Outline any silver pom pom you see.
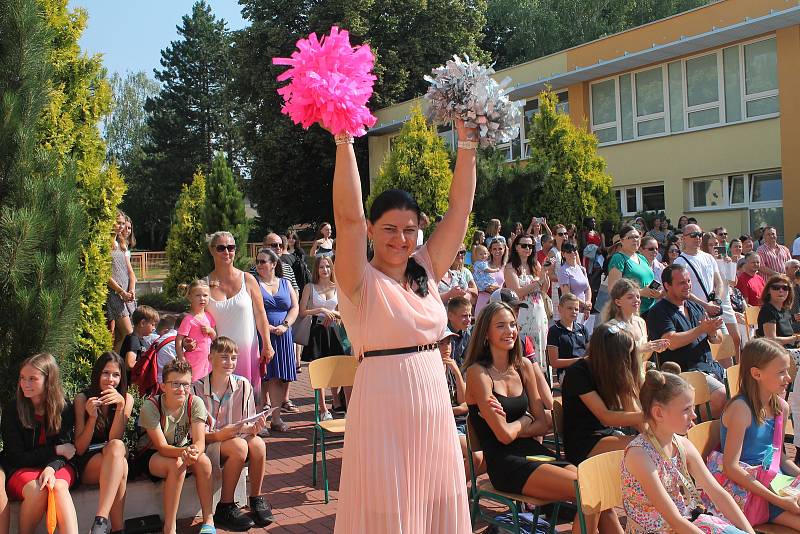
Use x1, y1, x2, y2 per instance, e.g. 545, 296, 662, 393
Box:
424, 55, 523, 148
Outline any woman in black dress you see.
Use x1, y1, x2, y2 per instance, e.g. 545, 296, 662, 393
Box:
464, 302, 622, 534
756, 274, 800, 352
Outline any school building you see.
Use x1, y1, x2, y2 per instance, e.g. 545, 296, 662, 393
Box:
366, 0, 800, 240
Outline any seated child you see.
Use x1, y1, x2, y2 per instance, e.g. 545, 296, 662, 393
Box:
121, 305, 159, 371
623, 370, 753, 533
177, 280, 217, 382
135, 359, 214, 534
74, 352, 134, 534
192, 337, 274, 530
547, 293, 588, 382
152, 315, 178, 384
1, 353, 77, 534
472, 245, 500, 292
715, 338, 800, 530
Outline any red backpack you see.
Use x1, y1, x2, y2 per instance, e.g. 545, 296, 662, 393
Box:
131, 335, 176, 396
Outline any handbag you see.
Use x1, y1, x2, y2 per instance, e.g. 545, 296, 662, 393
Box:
730, 288, 746, 314
705, 412, 785, 525
292, 287, 313, 346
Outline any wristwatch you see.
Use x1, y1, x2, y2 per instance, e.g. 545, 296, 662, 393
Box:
281, 320, 289, 327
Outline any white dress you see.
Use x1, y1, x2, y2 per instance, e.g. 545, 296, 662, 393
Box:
207, 273, 261, 395
516, 273, 549, 362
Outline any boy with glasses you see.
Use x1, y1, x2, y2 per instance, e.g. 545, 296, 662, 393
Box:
136, 359, 215, 534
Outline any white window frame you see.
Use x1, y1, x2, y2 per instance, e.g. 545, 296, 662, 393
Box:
740, 36, 780, 119
589, 35, 779, 147
496, 142, 514, 162
615, 183, 665, 216
688, 170, 782, 211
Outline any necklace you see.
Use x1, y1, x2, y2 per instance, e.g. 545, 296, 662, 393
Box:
490, 364, 513, 376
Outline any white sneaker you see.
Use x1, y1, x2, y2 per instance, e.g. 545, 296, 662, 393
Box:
320, 411, 333, 421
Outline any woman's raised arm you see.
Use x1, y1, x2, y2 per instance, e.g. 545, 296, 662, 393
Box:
426, 121, 477, 280
332, 141, 367, 301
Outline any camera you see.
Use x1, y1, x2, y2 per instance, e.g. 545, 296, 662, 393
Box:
648, 280, 662, 291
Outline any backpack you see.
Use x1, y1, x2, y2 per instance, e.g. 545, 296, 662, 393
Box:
130, 335, 176, 397
134, 393, 195, 456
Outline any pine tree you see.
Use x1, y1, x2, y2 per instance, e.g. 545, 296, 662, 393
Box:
368, 107, 452, 234
205, 153, 249, 264
163, 171, 209, 297
37, 0, 127, 379
0, 0, 87, 398
528, 90, 618, 228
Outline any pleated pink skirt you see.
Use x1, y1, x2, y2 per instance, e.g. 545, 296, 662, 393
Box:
334, 349, 471, 533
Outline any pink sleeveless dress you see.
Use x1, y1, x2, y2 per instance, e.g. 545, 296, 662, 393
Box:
335, 245, 471, 533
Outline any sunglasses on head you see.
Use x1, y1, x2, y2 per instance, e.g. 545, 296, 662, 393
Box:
686, 231, 703, 238
517, 243, 534, 249
215, 244, 236, 253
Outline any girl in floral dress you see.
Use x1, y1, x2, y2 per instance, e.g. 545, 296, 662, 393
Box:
622, 370, 753, 533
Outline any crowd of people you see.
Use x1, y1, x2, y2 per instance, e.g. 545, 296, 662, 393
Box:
4, 170, 800, 533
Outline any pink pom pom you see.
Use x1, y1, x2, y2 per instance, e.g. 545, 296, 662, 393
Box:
273, 26, 377, 137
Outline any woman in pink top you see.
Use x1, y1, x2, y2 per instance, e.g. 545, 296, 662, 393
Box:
176, 279, 217, 381
331, 120, 477, 533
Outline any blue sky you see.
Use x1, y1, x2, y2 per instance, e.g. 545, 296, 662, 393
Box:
69, 0, 248, 77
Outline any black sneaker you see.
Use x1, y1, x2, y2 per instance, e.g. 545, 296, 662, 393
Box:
249, 495, 275, 527
213, 502, 254, 532
89, 516, 111, 534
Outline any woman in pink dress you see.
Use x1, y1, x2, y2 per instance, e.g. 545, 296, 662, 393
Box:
331, 120, 476, 533
474, 238, 507, 317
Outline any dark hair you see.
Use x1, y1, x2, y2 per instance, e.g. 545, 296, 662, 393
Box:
661, 263, 686, 286
461, 302, 523, 372
287, 231, 305, 256
561, 242, 578, 255
640, 370, 692, 421
687, 217, 697, 224
87, 351, 128, 436
368, 189, 428, 297
257, 247, 285, 278
509, 233, 540, 276
763, 274, 794, 310
740, 235, 753, 242
618, 225, 637, 240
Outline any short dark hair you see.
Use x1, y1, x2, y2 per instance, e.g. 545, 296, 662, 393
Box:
161, 358, 192, 383
740, 235, 753, 242
687, 217, 698, 224
661, 263, 686, 286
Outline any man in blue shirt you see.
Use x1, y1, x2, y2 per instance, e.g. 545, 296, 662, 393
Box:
647, 263, 726, 416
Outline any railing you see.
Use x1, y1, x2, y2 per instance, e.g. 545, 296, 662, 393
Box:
131, 241, 315, 281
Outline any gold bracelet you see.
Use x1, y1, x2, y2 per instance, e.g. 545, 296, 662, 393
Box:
334, 133, 354, 145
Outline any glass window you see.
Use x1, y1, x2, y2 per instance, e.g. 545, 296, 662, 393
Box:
620, 74, 634, 141
437, 125, 454, 149
723, 46, 741, 123
614, 189, 622, 214
744, 38, 778, 95
668, 61, 684, 132
746, 96, 779, 118
637, 118, 665, 137
625, 188, 638, 214
693, 178, 724, 208
751, 172, 782, 203
686, 54, 719, 107
641, 185, 665, 211
635, 67, 664, 117
729, 175, 745, 205
594, 126, 617, 144
688, 108, 720, 128
591, 79, 617, 125
749, 207, 784, 242
497, 143, 513, 162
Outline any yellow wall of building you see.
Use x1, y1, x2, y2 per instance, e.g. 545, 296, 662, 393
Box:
599, 119, 781, 236
567, 0, 799, 70
777, 25, 800, 241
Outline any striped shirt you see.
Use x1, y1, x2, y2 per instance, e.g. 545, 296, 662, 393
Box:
756, 243, 791, 279
192, 373, 256, 434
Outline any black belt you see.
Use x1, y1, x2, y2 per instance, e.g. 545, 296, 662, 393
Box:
363, 343, 438, 358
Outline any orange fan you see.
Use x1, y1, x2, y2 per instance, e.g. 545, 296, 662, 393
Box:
46, 487, 57, 534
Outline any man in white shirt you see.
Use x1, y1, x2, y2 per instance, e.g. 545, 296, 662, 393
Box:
673, 224, 724, 318
792, 235, 800, 260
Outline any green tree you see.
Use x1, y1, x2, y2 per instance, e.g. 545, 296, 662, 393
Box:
163, 171, 209, 297
205, 153, 249, 266
0, 0, 87, 398
528, 90, 617, 228
136, 1, 241, 248
103, 71, 159, 169
368, 108, 451, 230
37, 0, 126, 377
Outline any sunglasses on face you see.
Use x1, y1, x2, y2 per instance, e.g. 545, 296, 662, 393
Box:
686, 232, 703, 238
215, 244, 236, 253
643, 247, 658, 252
456, 250, 467, 256
265, 243, 282, 249
517, 243, 534, 249
669, 248, 680, 253
717, 232, 728, 236
556, 232, 567, 237
771, 285, 790, 292
256, 259, 272, 265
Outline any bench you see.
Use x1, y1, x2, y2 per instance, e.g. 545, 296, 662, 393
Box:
10, 465, 248, 533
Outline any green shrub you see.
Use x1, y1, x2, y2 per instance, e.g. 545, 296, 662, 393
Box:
137, 292, 189, 313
